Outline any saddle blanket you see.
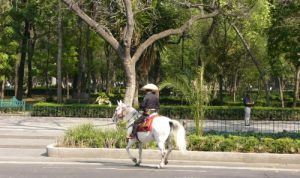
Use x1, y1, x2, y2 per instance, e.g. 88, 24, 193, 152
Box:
137, 114, 158, 132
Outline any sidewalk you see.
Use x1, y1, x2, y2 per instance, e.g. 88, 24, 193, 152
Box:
0, 115, 299, 166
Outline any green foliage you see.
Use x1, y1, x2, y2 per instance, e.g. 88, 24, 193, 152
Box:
95, 92, 112, 106
0, 2, 18, 81
58, 123, 300, 153
59, 123, 127, 148
160, 67, 209, 135
58, 123, 154, 149
268, 1, 300, 81
187, 134, 300, 153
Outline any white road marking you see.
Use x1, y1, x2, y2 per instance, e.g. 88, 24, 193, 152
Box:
166, 164, 300, 172
0, 160, 298, 173
95, 167, 207, 173
0, 161, 102, 166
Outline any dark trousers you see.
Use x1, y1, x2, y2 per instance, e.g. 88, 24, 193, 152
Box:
131, 114, 147, 136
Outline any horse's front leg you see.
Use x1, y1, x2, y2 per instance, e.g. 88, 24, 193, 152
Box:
126, 139, 137, 164
136, 142, 143, 166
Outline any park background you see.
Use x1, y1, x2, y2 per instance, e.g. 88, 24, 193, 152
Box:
0, 0, 300, 152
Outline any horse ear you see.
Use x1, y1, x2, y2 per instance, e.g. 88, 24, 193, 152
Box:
117, 100, 120, 105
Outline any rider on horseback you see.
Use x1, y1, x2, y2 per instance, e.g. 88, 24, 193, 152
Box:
129, 83, 159, 139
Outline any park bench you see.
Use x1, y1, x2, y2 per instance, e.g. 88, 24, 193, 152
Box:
0, 96, 26, 111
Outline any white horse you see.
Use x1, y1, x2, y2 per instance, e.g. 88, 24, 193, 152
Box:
112, 101, 186, 168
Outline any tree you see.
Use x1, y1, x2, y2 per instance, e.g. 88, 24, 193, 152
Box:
160, 67, 209, 135
62, 0, 219, 106
268, 0, 300, 107
56, 0, 63, 103
0, 1, 18, 99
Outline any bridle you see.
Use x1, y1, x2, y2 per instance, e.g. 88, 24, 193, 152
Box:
112, 104, 127, 123
112, 103, 139, 126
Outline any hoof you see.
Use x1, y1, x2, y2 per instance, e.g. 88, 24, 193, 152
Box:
135, 163, 141, 167
157, 163, 164, 169
164, 160, 169, 165
132, 158, 137, 163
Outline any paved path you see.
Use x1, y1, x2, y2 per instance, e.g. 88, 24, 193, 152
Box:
0, 115, 115, 157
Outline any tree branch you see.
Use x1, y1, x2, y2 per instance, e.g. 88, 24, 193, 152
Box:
132, 10, 219, 63
62, 0, 122, 55
123, 0, 134, 59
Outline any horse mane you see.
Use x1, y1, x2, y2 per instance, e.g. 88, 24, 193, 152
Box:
124, 105, 139, 122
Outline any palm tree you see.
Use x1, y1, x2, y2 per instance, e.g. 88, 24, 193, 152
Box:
160, 67, 209, 135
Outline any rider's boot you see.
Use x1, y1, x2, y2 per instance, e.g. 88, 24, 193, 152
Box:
128, 124, 138, 139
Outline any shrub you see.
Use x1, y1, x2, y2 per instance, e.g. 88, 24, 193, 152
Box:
274, 138, 295, 153
58, 124, 300, 154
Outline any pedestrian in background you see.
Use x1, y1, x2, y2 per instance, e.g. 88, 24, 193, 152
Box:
243, 94, 254, 126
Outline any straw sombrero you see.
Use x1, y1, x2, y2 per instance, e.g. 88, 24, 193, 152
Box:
141, 83, 159, 91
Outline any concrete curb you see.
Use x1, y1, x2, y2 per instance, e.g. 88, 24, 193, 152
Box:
47, 144, 300, 164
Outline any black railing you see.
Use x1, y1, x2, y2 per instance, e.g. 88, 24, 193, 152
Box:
29, 104, 300, 134
183, 119, 300, 133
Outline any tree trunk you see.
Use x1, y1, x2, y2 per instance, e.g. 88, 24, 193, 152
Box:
66, 74, 70, 99
123, 59, 136, 106
45, 31, 50, 97
233, 71, 238, 102
27, 38, 36, 98
76, 18, 85, 98
0, 79, 4, 99
218, 74, 224, 104
16, 19, 30, 100
14, 61, 18, 96
104, 43, 114, 94
85, 27, 92, 94
231, 23, 270, 106
56, 0, 63, 103
293, 66, 300, 107
91, 73, 97, 93
133, 79, 139, 108
278, 77, 284, 108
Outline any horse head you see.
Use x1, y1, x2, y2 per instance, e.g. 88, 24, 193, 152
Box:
112, 100, 128, 123
112, 100, 139, 124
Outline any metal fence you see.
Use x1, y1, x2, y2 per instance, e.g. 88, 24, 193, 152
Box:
183, 119, 300, 133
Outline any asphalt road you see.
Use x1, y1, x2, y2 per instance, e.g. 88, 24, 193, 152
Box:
0, 159, 299, 178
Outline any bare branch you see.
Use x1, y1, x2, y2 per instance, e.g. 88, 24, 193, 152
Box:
62, 0, 122, 54
132, 10, 219, 63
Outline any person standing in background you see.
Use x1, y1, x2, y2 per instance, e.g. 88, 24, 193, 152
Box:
243, 94, 254, 126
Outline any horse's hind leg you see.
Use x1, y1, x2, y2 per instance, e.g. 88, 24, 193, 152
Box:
137, 142, 143, 166
126, 139, 137, 164
157, 141, 166, 169
164, 137, 173, 165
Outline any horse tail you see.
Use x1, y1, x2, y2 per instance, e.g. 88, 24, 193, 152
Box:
169, 120, 186, 152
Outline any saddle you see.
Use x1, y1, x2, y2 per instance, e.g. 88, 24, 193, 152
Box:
137, 114, 158, 132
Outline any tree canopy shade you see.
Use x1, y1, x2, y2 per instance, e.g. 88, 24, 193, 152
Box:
62, 0, 219, 106
268, 0, 300, 107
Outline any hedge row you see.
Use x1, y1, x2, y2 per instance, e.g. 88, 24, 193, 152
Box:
58, 123, 300, 154
32, 102, 300, 121
31, 102, 115, 118
188, 135, 300, 153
